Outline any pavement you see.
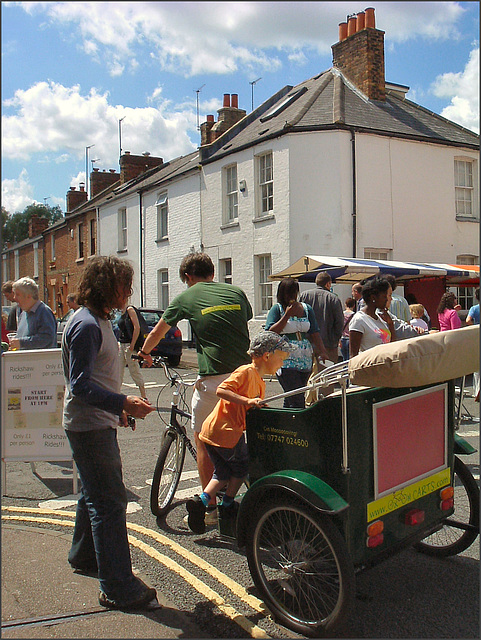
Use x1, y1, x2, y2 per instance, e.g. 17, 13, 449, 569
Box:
0, 349, 206, 639
1, 524, 208, 639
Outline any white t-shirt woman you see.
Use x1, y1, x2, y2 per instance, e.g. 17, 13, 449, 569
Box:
349, 310, 392, 353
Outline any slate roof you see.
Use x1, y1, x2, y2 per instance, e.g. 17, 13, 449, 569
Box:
201, 68, 479, 163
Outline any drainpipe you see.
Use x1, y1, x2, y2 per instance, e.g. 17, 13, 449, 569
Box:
139, 191, 144, 306
350, 128, 357, 258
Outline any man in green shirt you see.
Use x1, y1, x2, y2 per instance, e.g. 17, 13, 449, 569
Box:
138, 252, 252, 522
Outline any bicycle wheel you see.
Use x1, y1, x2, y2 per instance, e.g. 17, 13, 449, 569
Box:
156, 378, 190, 427
245, 496, 354, 637
150, 430, 186, 517
414, 456, 479, 557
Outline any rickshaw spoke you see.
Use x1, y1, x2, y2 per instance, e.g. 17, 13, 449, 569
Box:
246, 499, 354, 636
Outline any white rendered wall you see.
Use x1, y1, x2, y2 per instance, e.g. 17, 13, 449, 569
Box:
355, 134, 479, 262
288, 130, 354, 263
98, 194, 142, 306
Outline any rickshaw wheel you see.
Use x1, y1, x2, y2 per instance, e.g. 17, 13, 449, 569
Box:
245, 496, 354, 637
150, 430, 186, 517
414, 456, 479, 557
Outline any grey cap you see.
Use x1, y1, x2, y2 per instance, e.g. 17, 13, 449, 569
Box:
248, 330, 297, 357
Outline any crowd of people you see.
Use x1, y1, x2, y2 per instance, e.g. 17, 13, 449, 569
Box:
1, 256, 478, 612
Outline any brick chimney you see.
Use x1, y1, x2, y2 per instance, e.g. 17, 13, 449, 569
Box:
332, 7, 385, 101
119, 152, 163, 184
28, 215, 49, 238
90, 168, 120, 197
66, 183, 88, 213
200, 94, 247, 146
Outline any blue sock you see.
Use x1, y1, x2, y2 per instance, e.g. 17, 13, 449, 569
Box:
222, 495, 234, 507
200, 492, 210, 507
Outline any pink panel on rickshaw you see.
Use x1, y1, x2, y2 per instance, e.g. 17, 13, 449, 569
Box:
374, 388, 446, 496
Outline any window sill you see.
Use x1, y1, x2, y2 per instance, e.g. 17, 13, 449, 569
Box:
220, 221, 239, 230
155, 237, 169, 244
75, 257, 85, 264
117, 249, 128, 254
456, 215, 479, 223
253, 214, 275, 224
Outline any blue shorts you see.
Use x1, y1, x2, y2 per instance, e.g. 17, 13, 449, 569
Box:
204, 434, 248, 482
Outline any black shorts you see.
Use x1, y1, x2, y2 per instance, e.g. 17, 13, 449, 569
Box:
204, 434, 248, 482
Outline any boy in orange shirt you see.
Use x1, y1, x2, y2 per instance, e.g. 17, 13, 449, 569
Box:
186, 331, 295, 534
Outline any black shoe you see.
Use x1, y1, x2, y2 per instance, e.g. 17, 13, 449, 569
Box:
98, 587, 158, 610
186, 495, 206, 534
70, 562, 98, 578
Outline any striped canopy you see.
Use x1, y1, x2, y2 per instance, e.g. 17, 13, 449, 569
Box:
270, 256, 478, 284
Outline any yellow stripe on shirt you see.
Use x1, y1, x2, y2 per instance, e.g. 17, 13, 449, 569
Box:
201, 304, 242, 315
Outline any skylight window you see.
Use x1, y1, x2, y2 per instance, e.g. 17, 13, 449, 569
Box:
260, 87, 307, 122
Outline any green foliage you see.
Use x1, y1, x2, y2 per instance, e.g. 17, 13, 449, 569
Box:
2, 203, 64, 248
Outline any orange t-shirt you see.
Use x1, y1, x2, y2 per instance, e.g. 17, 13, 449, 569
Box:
199, 363, 265, 449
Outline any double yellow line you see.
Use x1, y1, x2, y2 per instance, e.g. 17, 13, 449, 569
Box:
2, 506, 272, 639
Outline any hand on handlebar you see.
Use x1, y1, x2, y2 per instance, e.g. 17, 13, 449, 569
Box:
132, 352, 153, 367
123, 395, 154, 419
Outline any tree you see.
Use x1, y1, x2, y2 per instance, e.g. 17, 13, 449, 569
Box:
2, 203, 63, 248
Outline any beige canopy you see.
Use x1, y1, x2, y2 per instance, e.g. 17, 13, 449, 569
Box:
348, 325, 479, 388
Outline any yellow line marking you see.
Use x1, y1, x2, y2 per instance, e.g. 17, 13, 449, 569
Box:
2, 508, 271, 638
2, 506, 266, 613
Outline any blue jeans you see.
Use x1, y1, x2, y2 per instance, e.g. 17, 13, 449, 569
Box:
66, 428, 146, 603
277, 369, 311, 408
340, 336, 350, 361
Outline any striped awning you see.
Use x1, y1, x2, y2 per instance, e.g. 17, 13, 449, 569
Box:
270, 256, 478, 284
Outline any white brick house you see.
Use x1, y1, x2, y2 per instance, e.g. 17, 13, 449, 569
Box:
97, 8, 479, 334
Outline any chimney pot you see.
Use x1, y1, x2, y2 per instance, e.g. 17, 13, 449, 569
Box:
223, 93, 231, 107
207, 114, 215, 122
356, 11, 365, 30
365, 7, 375, 28
231, 93, 239, 108
347, 15, 357, 37
70, 186, 76, 191
142, 151, 151, 156
339, 22, 348, 41
93, 167, 99, 172
124, 151, 130, 155
109, 169, 116, 173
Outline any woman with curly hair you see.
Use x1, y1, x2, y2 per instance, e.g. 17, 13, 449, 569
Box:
437, 291, 461, 331
62, 256, 156, 610
349, 276, 396, 357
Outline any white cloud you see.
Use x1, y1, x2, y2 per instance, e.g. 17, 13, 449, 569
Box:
431, 47, 479, 133
17, 2, 466, 77
2, 169, 37, 212
2, 80, 197, 165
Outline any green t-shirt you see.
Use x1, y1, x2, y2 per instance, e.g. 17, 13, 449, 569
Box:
162, 281, 253, 376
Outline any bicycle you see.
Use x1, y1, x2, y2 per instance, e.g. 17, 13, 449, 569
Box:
133, 354, 197, 517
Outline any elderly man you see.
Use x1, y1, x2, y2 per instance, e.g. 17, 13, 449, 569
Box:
10, 277, 57, 349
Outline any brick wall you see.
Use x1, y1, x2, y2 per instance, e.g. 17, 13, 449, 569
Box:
332, 26, 385, 101
120, 153, 163, 184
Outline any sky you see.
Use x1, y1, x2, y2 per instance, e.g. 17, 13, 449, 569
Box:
1, 1, 479, 214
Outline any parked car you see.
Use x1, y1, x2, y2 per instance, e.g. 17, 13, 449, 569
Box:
138, 308, 182, 367
56, 308, 75, 346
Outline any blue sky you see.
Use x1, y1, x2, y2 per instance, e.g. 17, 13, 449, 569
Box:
2, 1, 479, 213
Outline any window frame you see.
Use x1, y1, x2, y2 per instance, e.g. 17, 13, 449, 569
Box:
363, 248, 392, 261
33, 241, 39, 278
219, 258, 233, 285
77, 222, 84, 260
256, 151, 274, 218
89, 218, 96, 256
118, 208, 127, 252
455, 158, 478, 220
256, 253, 273, 315
156, 192, 168, 241
223, 164, 238, 225
157, 269, 169, 310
